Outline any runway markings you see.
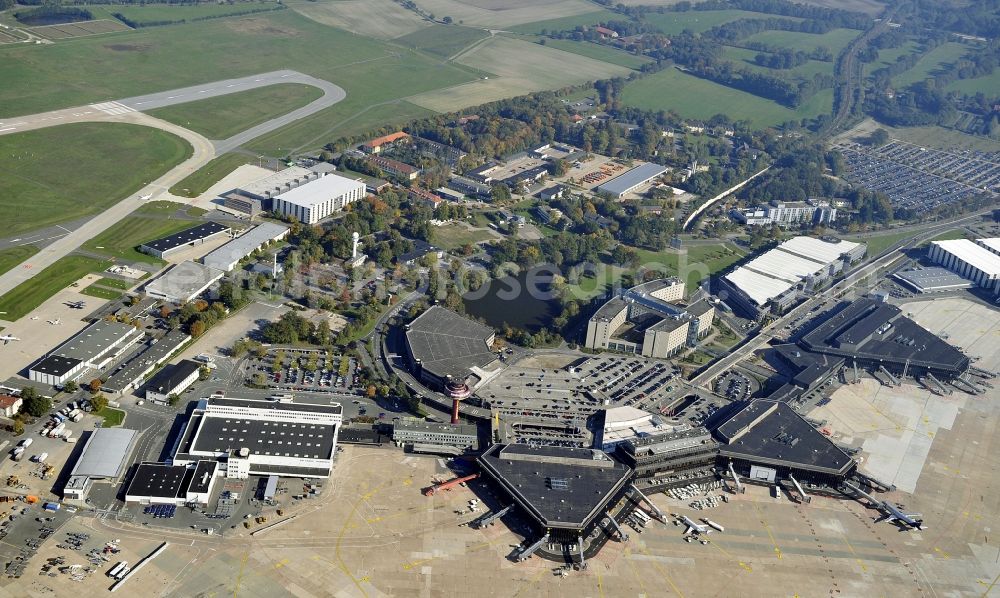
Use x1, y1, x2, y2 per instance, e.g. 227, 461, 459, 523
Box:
89, 101, 135, 116
840, 535, 868, 573
981, 572, 1000, 597
933, 546, 951, 559
707, 538, 753, 573
751, 502, 783, 560
637, 544, 686, 598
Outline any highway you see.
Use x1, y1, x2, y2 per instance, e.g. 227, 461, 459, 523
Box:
689, 210, 993, 387
0, 70, 346, 307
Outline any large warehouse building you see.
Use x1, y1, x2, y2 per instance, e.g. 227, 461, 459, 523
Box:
201, 222, 289, 272
273, 173, 366, 224
29, 320, 145, 386
172, 396, 343, 479
928, 238, 1000, 295
719, 236, 865, 319
139, 222, 231, 259
585, 279, 715, 358
223, 166, 319, 215
124, 460, 220, 506
143, 260, 224, 304
597, 162, 668, 199
63, 428, 138, 502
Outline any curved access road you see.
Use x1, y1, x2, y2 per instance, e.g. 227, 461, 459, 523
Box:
0, 70, 345, 305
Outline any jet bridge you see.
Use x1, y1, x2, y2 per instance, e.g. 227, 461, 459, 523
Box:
603, 515, 629, 542
627, 485, 665, 522
515, 534, 548, 562
788, 474, 811, 504
471, 504, 512, 529
728, 461, 745, 494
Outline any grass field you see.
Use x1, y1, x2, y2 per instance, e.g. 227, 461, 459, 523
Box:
535, 39, 652, 69
287, 0, 429, 39
0, 246, 39, 277
169, 153, 259, 197
507, 8, 620, 34
620, 67, 832, 128
946, 69, 1000, 97
845, 230, 912, 256
743, 28, 860, 54
838, 118, 1000, 152
413, 0, 600, 30
105, 2, 284, 25
892, 42, 969, 87
30, 19, 130, 40
0, 255, 111, 321
0, 123, 191, 235
407, 35, 631, 113
95, 277, 133, 289
393, 24, 490, 60
641, 10, 789, 35
83, 200, 204, 263
721, 45, 831, 79
864, 40, 920, 77
431, 223, 498, 250
96, 407, 125, 427
147, 83, 323, 139
0, 11, 478, 144
81, 284, 124, 300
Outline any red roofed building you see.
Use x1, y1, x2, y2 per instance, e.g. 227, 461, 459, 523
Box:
594, 26, 619, 38
362, 132, 410, 154
367, 155, 421, 181
0, 395, 22, 418
408, 187, 444, 210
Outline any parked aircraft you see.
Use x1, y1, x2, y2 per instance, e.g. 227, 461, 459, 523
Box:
65, 301, 86, 309
0, 335, 19, 345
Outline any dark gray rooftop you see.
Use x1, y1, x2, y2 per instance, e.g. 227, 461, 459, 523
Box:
188, 461, 218, 494
51, 319, 139, 363
140, 222, 230, 254
30, 355, 81, 377
405, 306, 498, 380
893, 267, 974, 292
592, 296, 628, 322
191, 417, 335, 460
477, 444, 633, 530
126, 463, 188, 499
145, 359, 201, 395
800, 298, 968, 374
209, 397, 343, 415
103, 330, 191, 392
712, 400, 854, 475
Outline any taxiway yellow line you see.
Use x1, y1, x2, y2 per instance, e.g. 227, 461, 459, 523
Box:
840, 535, 868, 573
751, 502, 782, 560
981, 571, 1000, 597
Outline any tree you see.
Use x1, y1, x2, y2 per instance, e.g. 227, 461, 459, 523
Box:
442, 15, 452, 23
19, 387, 51, 418
190, 320, 206, 338
11, 420, 24, 436
198, 365, 211, 381
62, 381, 78, 394
90, 394, 108, 413
868, 128, 890, 147
167, 393, 181, 407
89, 379, 102, 394
491, 184, 511, 202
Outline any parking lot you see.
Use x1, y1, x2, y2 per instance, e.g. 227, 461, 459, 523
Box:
240, 347, 359, 394
834, 139, 999, 210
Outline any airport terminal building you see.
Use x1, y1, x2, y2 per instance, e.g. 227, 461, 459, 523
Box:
403, 306, 502, 399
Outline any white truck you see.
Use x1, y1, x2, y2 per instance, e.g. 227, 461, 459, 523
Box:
70, 411, 83, 423
48, 423, 65, 438
35, 453, 48, 463
18, 438, 32, 449
61, 429, 73, 441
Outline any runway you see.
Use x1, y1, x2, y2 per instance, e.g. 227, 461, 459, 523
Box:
0, 70, 346, 311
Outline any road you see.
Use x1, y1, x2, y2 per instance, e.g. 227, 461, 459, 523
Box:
690, 210, 992, 387
0, 70, 346, 308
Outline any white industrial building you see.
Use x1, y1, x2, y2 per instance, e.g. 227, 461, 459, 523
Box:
172, 396, 343, 479
144, 261, 224, 304
597, 162, 668, 198
29, 320, 145, 386
273, 174, 366, 225
201, 222, 289, 272
63, 428, 138, 502
719, 236, 865, 319
928, 238, 1000, 294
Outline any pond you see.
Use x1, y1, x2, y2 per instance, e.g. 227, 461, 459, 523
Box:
462, 270, 561, 332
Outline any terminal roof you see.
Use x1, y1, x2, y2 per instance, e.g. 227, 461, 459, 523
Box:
405, 306, 497, 381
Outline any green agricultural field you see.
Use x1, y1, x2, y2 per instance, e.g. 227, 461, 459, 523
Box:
106, 2, 284, 25
620, 67, 832, 128
864, 40, 920, 77
536, 39, 652, 69
743, 28, 860, 55
642, 9, 790, 36
393, 24, 490, 60
83, 200, 204, 263
0, 255, 111, 321
169, 153, 258, 198
0, 123, 191, 235
721, 46, 831, 80
0, 246, 39, 277
147, 83, 323, 139
507, 9, 620, 34
892, 42, 969, 87
946, 69, 1000, 97
0, 11, 478, 153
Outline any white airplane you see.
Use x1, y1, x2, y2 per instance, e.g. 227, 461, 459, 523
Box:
47, 318, 60, 326
138, 194, 152, 201
0, 335, 20, 345
844, 482, 925, 530
680, 515, 710, 536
